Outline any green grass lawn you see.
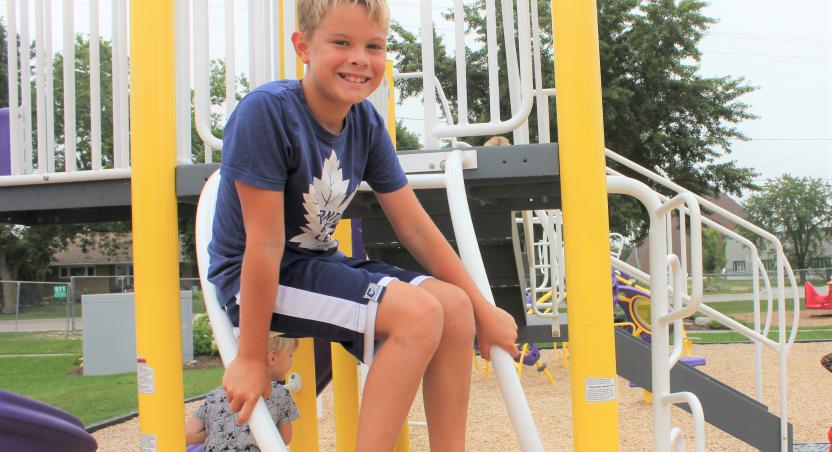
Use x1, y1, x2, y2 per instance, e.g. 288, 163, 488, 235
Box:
0, 303, 78, 321
689, 327, 832, 344
0, 332, 222, 427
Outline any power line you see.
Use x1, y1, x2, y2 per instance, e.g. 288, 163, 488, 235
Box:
706, 31, 832, 46
701, 49, 832, 61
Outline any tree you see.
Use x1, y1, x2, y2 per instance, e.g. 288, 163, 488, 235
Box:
395, 120, 421, 150
388, 0, 758, 239
702, 228, 726, 274
743, 175, 832, 283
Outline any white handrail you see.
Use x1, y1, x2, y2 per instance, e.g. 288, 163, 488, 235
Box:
195, 171, 288, 452
420, 0, 535, 142
444, 150, 544, 452
607, 175, 706, 452
193, 2, 224, 152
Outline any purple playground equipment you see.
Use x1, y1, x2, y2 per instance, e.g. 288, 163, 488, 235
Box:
0, 390, 97, 452
0, 108, 11, 176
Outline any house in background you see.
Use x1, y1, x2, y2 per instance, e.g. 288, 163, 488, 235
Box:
626, 194, 832, 277
50, 235, 197, 300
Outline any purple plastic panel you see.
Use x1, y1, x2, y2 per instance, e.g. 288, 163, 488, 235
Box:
0, 108, 10, 176
0, 390, 97, 452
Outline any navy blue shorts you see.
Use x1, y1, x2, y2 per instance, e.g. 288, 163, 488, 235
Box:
227, 251, 429, 364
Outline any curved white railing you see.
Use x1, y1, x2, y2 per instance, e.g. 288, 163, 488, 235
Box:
195, 171, 288, 452
607, 175, 706, 452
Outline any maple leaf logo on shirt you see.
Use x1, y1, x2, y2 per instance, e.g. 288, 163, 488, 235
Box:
290, 150, 356, 250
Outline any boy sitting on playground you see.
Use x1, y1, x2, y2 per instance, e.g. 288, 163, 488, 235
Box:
185, 335, 300, 449
207, 0, 519, 449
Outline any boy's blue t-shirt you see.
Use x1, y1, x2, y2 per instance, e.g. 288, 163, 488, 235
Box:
208, 80, 408, 306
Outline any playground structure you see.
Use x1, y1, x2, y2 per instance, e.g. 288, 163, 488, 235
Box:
805, 280, 832, 310
0, 0, 805, 451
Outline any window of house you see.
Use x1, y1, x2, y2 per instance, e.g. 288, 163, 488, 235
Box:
59, 266, 96, 279
761, 259, 775, 271
732, 260, 746, 273
114, 265, 133, 276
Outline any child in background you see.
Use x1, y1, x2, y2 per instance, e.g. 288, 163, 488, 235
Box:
185, 335, 299, 450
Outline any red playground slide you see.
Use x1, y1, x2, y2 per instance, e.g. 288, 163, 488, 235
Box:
804, 280, 832, 310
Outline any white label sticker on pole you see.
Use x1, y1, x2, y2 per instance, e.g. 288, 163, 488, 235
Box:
585, 377, 616, 402
137, 356, 155, 395
140, 433, 157, 452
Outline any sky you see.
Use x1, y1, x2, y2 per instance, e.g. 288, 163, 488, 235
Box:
2, 1, 830, 188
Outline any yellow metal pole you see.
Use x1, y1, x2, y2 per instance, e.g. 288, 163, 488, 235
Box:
290, 338, 319, 452
551, 1, 620, 451
129, 1, 185, 450
331, 222, 360, 452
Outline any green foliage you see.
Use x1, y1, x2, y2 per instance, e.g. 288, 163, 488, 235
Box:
702, 228, 726, 274
743, 175, 832, 281
193, 313, 218, 356
395, 120, 421, 150
388, 0, 758, 239
0, 19, 8, 107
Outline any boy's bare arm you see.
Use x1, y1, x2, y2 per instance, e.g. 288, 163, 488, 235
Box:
185, 416, 207, 444
278, 422, 293, 445
224, 181, 286, 424
375, 185, 519, 359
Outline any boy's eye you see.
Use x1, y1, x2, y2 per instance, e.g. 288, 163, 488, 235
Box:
334, 40, 349, 46
368, 44, 385, 51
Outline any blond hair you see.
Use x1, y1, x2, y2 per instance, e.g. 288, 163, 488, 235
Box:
297, 0, 390, 36
267, 333, 300, 354
483, 136, 511, 147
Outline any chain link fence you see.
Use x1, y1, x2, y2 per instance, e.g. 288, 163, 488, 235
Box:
0, 277, 206, 335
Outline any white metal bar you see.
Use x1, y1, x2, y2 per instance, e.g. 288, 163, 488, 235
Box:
394, 71, 455, 126
432, 0, 534, 140
282, 0, 297, 79
420, 0, 437, 149
34, 0, 47, 173
111, 0, 121, 168
485, 0, 499, 120
453, 0, 467, 125
752, 256, 763, 402
262, 1, 272, 84
663, 392, 705, 452
89, 0, 102, 170
226, 0, 238, 117
530, 0, 549, 144
175, 0, 192, 164
7, 0, 22, 175
21, 0, 33, 174
194, 1, 224, 152
44, 0, 56, 173
272, 0, 280, 81
117, 0, 129, 168
0, 168, 132, 186
445, 150, 544, 452
63, 0, 77, 172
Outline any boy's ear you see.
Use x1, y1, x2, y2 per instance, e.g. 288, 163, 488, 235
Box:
292, 31, 310, 65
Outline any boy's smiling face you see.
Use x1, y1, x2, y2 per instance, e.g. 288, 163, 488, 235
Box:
293, 3, 388, 132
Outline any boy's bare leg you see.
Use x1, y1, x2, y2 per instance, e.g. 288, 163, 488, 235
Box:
356, 281, 444, 452
418, 279, 476, 452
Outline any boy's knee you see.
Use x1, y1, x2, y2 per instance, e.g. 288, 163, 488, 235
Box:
391, 292, 444, 346
441, 286, 475, 333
